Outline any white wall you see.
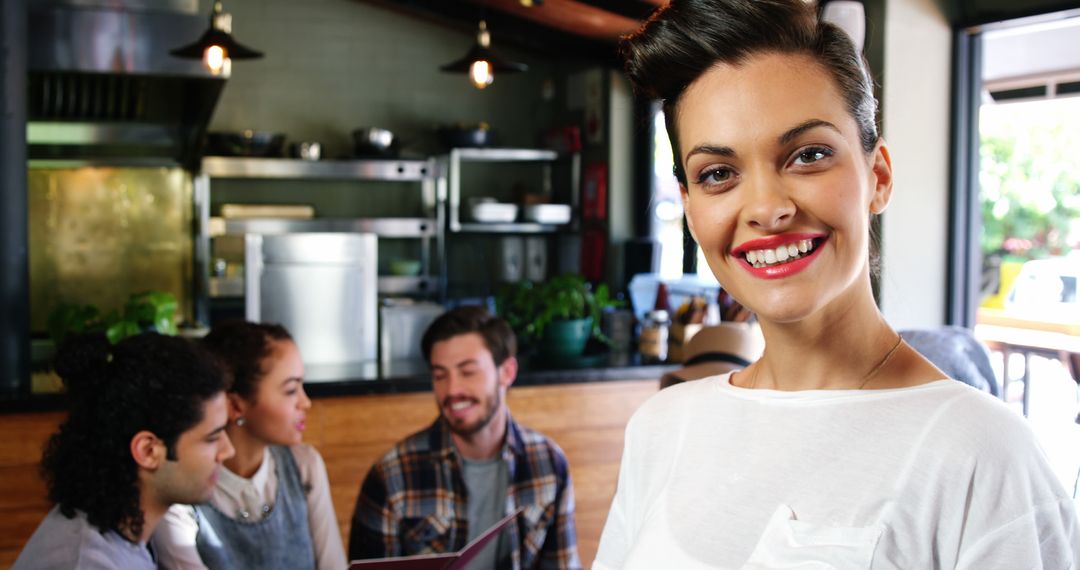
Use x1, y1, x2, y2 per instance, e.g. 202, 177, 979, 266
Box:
880, 0, 953, 328
608, 70, 634, 244
607, 70, 635, 288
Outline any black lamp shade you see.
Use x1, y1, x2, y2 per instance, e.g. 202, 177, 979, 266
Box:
170, 27, 263, 60
440, 44, 527, 74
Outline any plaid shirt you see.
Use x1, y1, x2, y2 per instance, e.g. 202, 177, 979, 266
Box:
349, 414, 581, 569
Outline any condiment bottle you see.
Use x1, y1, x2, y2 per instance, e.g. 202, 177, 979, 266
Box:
639, 309, 670, 364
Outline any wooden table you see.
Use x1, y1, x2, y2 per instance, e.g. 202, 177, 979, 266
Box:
974, 311, 1080, 417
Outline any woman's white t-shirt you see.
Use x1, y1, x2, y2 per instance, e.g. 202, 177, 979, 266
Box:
594, 374, 1079, 569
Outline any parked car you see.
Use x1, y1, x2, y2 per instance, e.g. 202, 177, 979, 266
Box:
1005, 252, 1079, 322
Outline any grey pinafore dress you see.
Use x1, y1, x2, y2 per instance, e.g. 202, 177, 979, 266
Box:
194, 446, 316, 569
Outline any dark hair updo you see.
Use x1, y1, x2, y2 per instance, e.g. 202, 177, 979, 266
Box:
621, 0, 879, 185
201, 320, 294, 402
43, 332, 226, 538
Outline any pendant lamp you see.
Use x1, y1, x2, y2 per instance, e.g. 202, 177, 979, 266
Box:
441, 20, 527, 90
170, 0, 264, 76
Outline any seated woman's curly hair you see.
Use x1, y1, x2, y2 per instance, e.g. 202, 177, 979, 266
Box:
41, 332, 226, 538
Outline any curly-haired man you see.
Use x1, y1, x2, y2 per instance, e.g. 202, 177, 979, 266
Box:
14, 333, 234, 569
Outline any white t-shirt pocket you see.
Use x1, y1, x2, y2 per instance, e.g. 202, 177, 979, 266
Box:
742, 505, 884, 570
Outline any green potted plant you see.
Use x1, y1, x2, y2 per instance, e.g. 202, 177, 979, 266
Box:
47, 290, 180, 346
497, 274, 622, 359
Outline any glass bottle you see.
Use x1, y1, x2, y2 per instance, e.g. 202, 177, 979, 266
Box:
639, 309, 670, 364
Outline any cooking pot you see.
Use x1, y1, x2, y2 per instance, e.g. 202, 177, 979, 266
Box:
205, 130, 285, 157
289, 141, 322, 161
436, 123, 495, 149
352, 127, 396, 157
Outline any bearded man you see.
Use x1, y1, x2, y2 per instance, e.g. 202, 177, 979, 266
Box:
348, 306, 580, 569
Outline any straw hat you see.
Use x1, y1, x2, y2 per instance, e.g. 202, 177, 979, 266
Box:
660, 322, 765, 389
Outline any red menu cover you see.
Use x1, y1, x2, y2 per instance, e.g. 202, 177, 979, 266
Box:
348, 508, 521, 570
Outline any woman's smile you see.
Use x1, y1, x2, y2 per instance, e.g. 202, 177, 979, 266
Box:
732, 233, 828, 278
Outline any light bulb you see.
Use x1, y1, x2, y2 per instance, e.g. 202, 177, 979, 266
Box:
469, 60, 494, 89
204, 45, 228, 75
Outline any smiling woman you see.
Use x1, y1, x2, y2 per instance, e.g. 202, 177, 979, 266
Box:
594, 0, 1080, 568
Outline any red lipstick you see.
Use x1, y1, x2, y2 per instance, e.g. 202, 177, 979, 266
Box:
732, 233, 827, 280
731, 232, 823, 255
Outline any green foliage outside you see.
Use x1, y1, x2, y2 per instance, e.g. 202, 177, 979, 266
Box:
47, 290, 179, 346
979, 98, 1080, 261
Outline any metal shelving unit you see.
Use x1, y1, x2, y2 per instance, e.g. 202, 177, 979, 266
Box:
193, 156, 446, 324
202, 156, 435, 181
443, 147, 580, 233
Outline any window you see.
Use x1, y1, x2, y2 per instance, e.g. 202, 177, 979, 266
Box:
651, 108, 718, 286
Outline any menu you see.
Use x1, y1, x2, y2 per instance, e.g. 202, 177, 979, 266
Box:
348, 508, 521, 570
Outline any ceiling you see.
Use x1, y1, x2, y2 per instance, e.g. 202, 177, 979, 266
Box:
363, 0, 668, 65
982, 15, 1080, 101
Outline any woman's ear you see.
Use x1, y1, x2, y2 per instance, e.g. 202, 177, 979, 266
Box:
226, 392, 247, 424
868, 141, 893, 215
130, 431, 163, 470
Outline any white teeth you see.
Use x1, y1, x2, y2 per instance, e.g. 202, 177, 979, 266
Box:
743, 239, 817, 268
450, 401, 472, 411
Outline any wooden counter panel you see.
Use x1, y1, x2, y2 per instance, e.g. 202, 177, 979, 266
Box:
0, 412, 62, 569
0, 412, 63, 465
0, 379, 657, 568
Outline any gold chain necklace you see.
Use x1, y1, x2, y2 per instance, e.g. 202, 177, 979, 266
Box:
748, 334, 905, 390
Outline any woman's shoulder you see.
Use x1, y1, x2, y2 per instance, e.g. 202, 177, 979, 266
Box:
926, 381, 1030, 431
914, 382, 1047, 462
628, 374, 730, 430
285, 443, 328, 475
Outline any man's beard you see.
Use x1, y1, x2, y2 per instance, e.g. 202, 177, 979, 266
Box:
442, 385, 501, 437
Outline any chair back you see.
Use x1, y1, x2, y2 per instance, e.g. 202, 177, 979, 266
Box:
900, 326, 1001, 396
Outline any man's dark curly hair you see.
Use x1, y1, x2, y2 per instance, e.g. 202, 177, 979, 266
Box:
201, 320, 293, 402
41, 332, 226, 539
421, 306, 517, 366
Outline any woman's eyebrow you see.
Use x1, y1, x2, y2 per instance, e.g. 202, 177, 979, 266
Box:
778, 119, 842, 145
685, 144, 737, 162
683, 119, 841, 163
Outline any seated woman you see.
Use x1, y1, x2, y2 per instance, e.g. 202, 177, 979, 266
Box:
153, 321, 346, 570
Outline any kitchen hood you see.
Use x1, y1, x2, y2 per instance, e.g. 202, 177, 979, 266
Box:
27, 0, 227, 169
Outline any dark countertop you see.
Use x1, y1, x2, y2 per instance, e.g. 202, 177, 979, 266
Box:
304, 354, 674, 397
0, 352, 676, 414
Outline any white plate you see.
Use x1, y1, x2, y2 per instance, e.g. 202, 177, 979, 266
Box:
471, 202, 518, 223
523, 204, 571, 224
